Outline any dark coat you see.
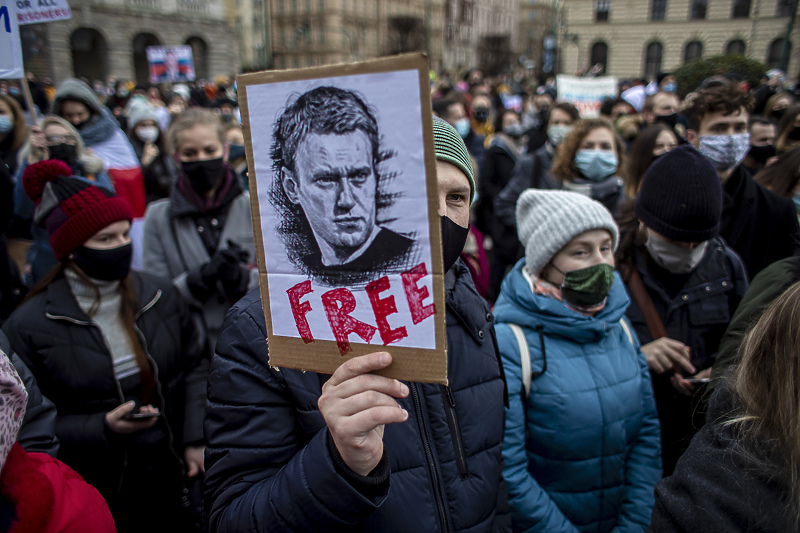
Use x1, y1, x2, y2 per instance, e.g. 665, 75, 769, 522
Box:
622, 238, 748, 475
649, 383, 797, 533
204, 262, 511, 532
720, 165, 800, 280
2, 272, 208, 499
493, 143, 557, 230
128, 135, 178, 204
476, 134, 519, 239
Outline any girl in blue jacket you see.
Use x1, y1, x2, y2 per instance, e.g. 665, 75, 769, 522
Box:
495, 189, 661, 532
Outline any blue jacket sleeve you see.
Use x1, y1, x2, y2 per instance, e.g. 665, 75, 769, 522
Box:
204, 295, 389, 532
496, 324, 581, 533
614, 319, 662, 532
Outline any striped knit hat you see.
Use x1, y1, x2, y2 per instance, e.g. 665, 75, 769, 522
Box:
23, 160, 133, 260
432, 115, 475, 203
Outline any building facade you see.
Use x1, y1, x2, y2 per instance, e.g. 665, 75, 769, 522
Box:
518, 0, 555, 72
560, 0, 799, 80
22, 0, 239, 83
443, 0, 521, 73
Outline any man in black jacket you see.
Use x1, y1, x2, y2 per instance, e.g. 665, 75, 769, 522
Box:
684, 79, 799, 279
204, 118, 510, 532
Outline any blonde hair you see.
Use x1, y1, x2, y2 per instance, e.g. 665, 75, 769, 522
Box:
166, 107, 224, 155
19, 115, 105, 175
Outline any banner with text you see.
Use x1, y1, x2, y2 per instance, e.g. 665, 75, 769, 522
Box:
16, 0, 71, 25
556, 75, 617, 118
0, 1, 24, 79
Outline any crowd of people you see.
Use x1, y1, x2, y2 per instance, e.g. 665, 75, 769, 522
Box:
0, 64, 798, 532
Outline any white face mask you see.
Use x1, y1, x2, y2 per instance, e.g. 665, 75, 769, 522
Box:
547, 124, 572, 146
645, 232, 708, 274
698, 133, 750, 171
136, 125, 159, 144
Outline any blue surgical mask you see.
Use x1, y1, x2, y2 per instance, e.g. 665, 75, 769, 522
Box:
574, 149, 618, 182
698, 133, 750, 171
662, 82, 677, 93
0, 116, 12, 134
547, 124, 572, 146
454, 118, 471, 139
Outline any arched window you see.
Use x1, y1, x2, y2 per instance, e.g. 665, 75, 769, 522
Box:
651, 0, 667, 20
132, 33, 160, 83
590, 41, 608, 74
186, 36, 209, 79
71, 28, 108, 82
644, 42, 663, 79
684, 40, 703, 62
726, 39, 746, 56
731, 0, 751, 18
766, 38, 790, 69
690, 0, 707, 19
776, 0, 793, 16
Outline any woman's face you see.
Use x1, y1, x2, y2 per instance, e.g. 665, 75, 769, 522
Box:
176, 124, 225, 162
501, 112, 520, 130
541, 229, 614, 284
579, 127, 615, 152
224, 128, 244, 146
44, 123, 77, 147
548, 108, 573, 128
83, 220, 132, 250
653, 129, 678, 156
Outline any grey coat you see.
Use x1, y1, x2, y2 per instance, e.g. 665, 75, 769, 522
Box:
141, 191, 258, 348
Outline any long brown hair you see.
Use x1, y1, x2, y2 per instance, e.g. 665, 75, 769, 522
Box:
727, 280, 800, 526
0, 93, 29, 151
624, 124, 677, 198
754, 146, 800, 197
776, 105, 800, 154
25, 261, 156, 403
551, 118, 627, 183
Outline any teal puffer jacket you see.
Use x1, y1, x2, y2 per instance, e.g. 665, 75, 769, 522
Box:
495, 260, 661, 533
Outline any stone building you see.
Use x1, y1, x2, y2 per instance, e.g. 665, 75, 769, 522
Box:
518, 0, 555, 72
559, 0, 799, 80
268, 0, 444, 70
21, 0, 239, 83
443, 0, 521, 73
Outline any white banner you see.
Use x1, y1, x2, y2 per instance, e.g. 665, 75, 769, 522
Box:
0, 1, 24, 79
16, 0, 72, 25
556, 75, 617, 118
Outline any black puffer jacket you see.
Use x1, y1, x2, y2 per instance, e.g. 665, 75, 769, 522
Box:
204, 261, 511, 532
2, 271, 208, 497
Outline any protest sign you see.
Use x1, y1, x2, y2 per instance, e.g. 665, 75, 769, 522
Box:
556, 75, 617, 118
16, 0, 71, 25
238, 53, 447, 384
146, 45, 195, 83
0, 1, 24, 79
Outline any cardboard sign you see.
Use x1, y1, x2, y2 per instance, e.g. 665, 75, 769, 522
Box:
16, 0, 71, 25
0, 1, 24, 79
146, 45, 195, 83
556, 75, 617, 118
238, 53, 447, 384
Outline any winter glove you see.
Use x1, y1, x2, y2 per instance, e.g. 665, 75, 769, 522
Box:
186, 240, 250, 301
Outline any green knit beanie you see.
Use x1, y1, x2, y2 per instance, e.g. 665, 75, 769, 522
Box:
432, 116, 475, 203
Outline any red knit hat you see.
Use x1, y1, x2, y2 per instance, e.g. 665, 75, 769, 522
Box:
23, 160, 133, 260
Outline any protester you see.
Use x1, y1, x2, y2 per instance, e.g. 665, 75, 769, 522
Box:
615, 145, 748, 475
222, 123, 247, 190
52, 78, 146, 219
204, 117, 511, 532
775, 104, 800, 153
549, 117, 626, 213
496, 188, 660, 532
3, 160, 208, 532
105, 79, 131, 127
683, 78, 799, 279
763, 92, 794, 123
599, 97, 635, 123
141, 108, 257, 348
753, 146, 800, 205
741, 116, 777, 173
0, 94, 29, 176
433, 97, 486, 171
624, 123, 678, 197
470, 92, 495, 137
641, 91, 681, 129
127, 104, 177, 204
651, 280, 800, 532
0, 162, 25, 325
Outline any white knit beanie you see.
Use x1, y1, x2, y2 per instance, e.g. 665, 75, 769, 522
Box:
516, 189, 619, 276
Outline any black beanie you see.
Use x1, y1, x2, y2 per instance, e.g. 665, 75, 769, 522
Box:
635, 144, 722, 242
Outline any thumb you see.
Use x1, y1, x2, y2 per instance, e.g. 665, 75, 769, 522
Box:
187, 461, 199, 478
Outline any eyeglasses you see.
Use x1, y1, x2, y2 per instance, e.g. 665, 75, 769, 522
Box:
46, 135, 78, 146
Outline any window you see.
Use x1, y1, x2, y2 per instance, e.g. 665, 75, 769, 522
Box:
651, 0, 667, 20
528, 10, 536, 21
731, 0, 751, 18
726, 39, 746, 55
644, 41, 663, 79
684, 40, 703, 61
766, 38, 790, 68
689, 0, 707, 19
595, 0, 610, 22
776, 0, 793, 16
590, 41, 608, 74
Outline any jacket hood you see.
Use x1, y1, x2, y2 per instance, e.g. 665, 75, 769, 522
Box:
493, 259, 630, 343
52, 78, 104, 116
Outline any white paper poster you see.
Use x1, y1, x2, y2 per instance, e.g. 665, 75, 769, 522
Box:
0, 1, 24, 79
556, 75, 617, 118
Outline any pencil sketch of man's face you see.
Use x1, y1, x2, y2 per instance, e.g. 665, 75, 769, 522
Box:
282, 130, 378, 266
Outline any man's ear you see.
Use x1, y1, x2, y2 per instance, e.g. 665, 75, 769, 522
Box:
282, 168, 300, 204
686, 129, 700, 148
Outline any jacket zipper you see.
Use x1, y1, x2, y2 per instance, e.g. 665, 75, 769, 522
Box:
441, 385, 469, 478
411, 382, 451, 533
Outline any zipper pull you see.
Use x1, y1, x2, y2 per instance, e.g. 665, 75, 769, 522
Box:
445, 386, 456, 408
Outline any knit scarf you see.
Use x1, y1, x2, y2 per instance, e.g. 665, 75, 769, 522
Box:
77, 107, 119, 146
0, 348, 27, 473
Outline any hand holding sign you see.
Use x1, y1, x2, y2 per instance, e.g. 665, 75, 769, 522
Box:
318, 351, 409, 476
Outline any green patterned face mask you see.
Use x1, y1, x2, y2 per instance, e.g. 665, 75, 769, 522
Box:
557, 263, 615, 307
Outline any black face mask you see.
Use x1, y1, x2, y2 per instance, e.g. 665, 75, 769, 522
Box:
473, 108, 490, 123
182, 157, 226, 195
789, 127, 800, 142
71, 242, 133, 281
441, 215, 470, 273
655, 112, 678, 129
48, 143, 80, 172
748, 144, 776, 163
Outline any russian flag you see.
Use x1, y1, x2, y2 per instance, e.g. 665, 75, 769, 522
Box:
89, 128, 147, 218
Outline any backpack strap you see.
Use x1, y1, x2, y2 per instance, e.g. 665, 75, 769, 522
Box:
619, 318, 634, 346
509, 323, 532, 398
